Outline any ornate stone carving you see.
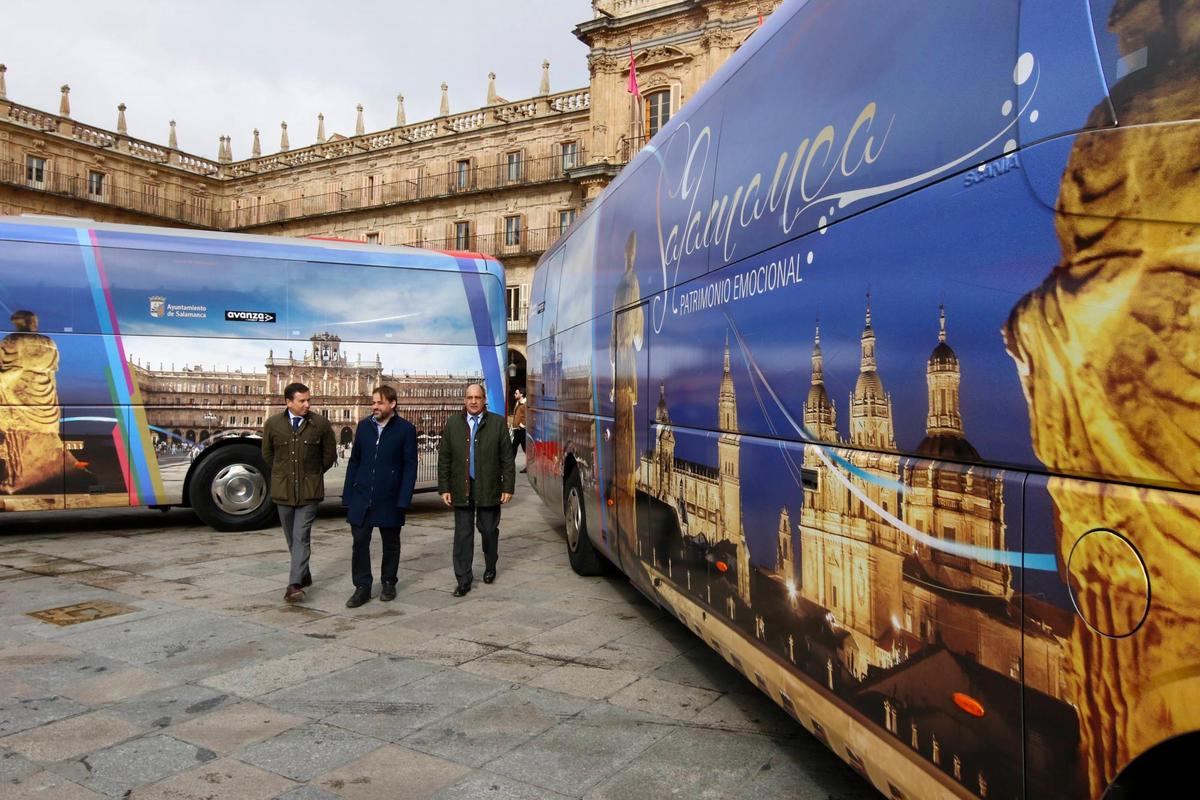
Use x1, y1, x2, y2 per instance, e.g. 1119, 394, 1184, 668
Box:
588, 55, 620, 76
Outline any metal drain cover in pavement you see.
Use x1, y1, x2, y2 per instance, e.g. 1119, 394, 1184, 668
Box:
27, 600, 138, 626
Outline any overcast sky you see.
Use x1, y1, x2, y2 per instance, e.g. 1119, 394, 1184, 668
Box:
3, 0, 595, 161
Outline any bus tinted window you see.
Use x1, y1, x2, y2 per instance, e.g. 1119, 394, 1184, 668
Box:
0, 240, 87, 335
1089, 0, 1199, 123
711, 0, 1020, 260
290, 260, 504, 346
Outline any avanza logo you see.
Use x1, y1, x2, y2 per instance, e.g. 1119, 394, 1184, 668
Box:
224, 310, 277, 323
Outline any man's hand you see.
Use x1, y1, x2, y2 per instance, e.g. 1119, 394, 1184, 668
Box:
441, 492, 453, 507
500, 492, 512, 505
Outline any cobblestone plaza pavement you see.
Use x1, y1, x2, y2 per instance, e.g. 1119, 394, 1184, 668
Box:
0, 468, 875, 799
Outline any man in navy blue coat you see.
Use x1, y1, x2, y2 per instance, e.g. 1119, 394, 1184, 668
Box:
342, 385, 418, 608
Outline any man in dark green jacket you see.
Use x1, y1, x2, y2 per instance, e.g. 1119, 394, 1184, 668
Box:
438, 383, 515, 596
262, 382, 337, 603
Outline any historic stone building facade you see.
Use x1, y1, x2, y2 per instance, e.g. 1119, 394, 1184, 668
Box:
0, 0, 778, 396
128, 332, 476, 472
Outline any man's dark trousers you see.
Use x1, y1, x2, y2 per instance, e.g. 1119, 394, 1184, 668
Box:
453, 480, 499, 587
351, 517, 401, 589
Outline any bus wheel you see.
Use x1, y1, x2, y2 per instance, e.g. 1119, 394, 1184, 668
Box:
189, 443, 275, 532
565, 471, 602, 575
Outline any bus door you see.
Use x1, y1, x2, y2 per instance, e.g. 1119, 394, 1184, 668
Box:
610, 301, 653, 597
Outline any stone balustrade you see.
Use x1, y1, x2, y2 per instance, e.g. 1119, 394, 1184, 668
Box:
71, 123, 117, 149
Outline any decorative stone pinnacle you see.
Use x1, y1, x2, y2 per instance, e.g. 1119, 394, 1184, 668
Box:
355, 104, 365, 136
0, 65, 7, 100
539, 60, 551, 95
280, 121, 289, 152
486, 73, 498, 106
116, 103, 127, 134
439, 82, 449, 116
252, 128, 261, 158
168, 120, 178, 149
395, 93, 406, 127
316, 112, 326, 143
59, 84, 71, 117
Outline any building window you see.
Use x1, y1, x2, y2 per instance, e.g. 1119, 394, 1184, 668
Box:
256, 416, 263, 425
561, 140, 579, 171
87, 170, 105, 198
228, 415, 236, 424
144, 183, 160, 205
454, 221, 471, 250
455, 159, 470, 189
504, 215, 521, 247
506, 285, 523, 322
506, 151, 523, 182
25, 156, 46, 187
645, 89, 672, 138
365, 232, 380, 245
558, 209, 576, 235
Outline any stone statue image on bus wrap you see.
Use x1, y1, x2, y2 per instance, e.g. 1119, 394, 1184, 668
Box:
0, 310, 80, 494
1005, 0, 1200, 792
610, 231, 644, 577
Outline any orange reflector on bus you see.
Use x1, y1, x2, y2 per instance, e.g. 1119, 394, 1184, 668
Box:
607, 498, 614, 507
715, 561, 729, 573
952, 692, 985, 718
74, 461, 89, 469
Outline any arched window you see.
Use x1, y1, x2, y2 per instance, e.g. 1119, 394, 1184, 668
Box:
644, 89, 672, 139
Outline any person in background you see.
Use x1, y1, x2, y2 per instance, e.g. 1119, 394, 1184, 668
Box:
510, 387, 527, 473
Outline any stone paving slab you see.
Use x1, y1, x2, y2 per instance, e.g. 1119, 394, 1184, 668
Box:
129, 756, 297, 800
401, 686, 590, 768
0, 710, 144, 763
235, 723, 381, 782
162, 702, 308, 753
53, 733, 218, 797
5, 768, 106, 800
313, 743, 471, 800
0, 478, 876, 800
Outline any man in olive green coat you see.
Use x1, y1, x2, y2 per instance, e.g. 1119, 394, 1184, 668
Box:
438, 383, 515, 596
262, 382, 337, 603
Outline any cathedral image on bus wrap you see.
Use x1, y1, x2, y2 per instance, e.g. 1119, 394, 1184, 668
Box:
636, 299, 1079, 798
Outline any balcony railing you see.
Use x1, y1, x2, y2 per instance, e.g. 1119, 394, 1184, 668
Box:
0, 158, 220, 227
507, 302, 530, 334
223, 151, 585, 229
423, 225, 566, 260
618, 134, 650, 165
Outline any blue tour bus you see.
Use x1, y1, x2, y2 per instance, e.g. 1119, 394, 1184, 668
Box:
527, 1, 1199, 798
0, 217, 506, 530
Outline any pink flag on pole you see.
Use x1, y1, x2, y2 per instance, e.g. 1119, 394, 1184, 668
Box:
627, 44, 640, 97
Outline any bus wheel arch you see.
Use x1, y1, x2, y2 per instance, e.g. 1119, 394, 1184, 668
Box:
186, 438, 275, 532
1103, 731, 1199, 800
563, 461, 602, 576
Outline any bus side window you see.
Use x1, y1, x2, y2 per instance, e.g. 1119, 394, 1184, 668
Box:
530, 250, 564, 404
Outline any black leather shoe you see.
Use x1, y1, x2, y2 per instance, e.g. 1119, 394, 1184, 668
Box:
380, 582, 397, 602
482, 570, 496, 584
452, 582, 471, 597
346, 586, 371, 608
300, 572, 313, 588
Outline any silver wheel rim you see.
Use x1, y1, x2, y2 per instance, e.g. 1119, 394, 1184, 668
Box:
210, 463, 266, 516
566, 487, 583, 553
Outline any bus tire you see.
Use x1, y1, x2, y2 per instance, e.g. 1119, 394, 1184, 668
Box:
565, 471, 602, 576
189, 443, 275, 532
